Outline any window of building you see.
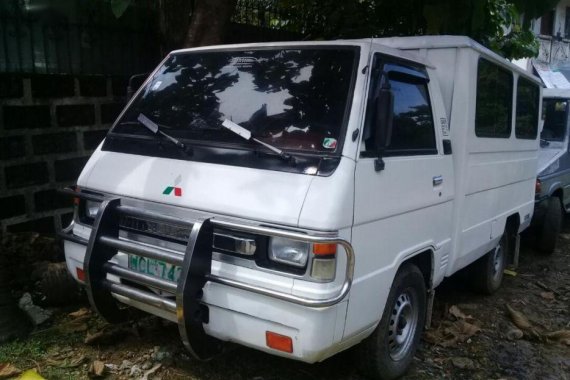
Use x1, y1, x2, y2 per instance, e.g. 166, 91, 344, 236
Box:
475, 59, 513, 138
541, 10, 555, 36
515, 77, 540, 139
362, 56, 437, 156
564, 7, 570, 38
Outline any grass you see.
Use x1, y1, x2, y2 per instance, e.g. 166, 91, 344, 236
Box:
0, 312, 86, 379
0, 338, 44, 364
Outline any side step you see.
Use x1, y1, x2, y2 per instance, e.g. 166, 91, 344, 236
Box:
83, 198, 223, 360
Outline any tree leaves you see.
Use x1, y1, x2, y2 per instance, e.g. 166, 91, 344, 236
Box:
278, 0, 553, 59
110, 0, 132, 19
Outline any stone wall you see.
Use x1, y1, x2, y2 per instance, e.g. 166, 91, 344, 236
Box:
0, 74, 128, 233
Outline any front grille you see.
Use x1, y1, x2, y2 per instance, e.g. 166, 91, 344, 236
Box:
119, 214, 192, 242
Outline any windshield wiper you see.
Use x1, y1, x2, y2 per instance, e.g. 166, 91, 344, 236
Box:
540, 138, 551, 147
132, 113, 192, 155
221, 119, 296, 164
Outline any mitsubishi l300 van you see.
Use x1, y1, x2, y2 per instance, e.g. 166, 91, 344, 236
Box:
60, 36, 541, 380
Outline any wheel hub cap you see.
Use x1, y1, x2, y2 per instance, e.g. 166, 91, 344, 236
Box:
492, 244, 503, 281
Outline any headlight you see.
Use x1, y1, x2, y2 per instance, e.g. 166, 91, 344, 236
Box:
84, 199, 101, 219
269, 237, 309, 267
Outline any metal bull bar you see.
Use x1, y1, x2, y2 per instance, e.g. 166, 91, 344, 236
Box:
58, 189, 355, 359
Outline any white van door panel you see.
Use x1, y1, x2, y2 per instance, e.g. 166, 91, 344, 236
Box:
345, 55, 454, 338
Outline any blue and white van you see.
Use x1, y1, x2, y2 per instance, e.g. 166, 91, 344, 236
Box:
533, 88, 570, 253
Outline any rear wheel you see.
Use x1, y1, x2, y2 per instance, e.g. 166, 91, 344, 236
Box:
358, 264, 426, 380
535, 197, 563, 255
470, 233, 508, 295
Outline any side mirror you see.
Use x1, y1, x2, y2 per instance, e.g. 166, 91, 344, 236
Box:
373, 87, 394, 171
127, 73, 150, 100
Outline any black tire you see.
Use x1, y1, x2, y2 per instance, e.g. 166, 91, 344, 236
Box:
36, 262, 84, 307
470, 233, 508, 295
535, 197, 563, 255
358, 264, 426, 380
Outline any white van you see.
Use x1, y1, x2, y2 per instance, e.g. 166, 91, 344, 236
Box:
60, 36, 541, 380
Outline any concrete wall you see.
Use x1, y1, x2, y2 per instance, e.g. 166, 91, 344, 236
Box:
0, 74, 127, 233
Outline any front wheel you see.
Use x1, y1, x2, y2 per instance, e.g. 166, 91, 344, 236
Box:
358, 264, 426, 380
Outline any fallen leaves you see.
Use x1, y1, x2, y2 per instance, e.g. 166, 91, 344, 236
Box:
68, 308, 90, 319
544, 330, 570, 346
88, 360, 106, 378
450, 356, 476, 370
424, 305, 482, 347
85, 326, 137, 346
46, 355, 86, 369
539, 291, 555, 300
141, 364, 161, 380
505, 304, 570, 345
506, 304, 533, 330
0, 363, 21, 379
449, 305, 473, 320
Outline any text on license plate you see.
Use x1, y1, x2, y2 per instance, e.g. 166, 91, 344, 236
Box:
128, 255, 181, 282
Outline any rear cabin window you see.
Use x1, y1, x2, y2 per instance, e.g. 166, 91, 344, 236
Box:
363, 58, 436, 156
515, 78, 540, 139
475, 59, 513, 138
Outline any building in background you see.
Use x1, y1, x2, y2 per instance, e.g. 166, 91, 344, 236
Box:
527, 0, 570, 88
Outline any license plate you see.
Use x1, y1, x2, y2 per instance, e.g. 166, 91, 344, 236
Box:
128, 255, 181, 282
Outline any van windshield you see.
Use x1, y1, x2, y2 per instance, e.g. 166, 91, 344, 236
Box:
110, 47, 357, 155
542, 98, 569, 141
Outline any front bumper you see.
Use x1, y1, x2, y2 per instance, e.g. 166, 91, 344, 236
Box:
60, 190, 354, 363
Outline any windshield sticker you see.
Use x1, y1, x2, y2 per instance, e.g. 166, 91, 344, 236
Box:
230, 57, 258, 68
440, 117, 449, 137
151, 81, 162, 91
322, 137, 337, 150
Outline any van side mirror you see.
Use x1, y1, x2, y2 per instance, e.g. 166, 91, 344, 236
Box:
373, 87, 394, 172
127, 73, 150, 100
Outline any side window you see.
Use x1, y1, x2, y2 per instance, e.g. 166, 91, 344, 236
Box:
515, 77, 540, 139
475, 59, 513, 138
363, 57, 437, 156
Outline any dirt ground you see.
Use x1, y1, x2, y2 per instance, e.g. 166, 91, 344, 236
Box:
1, 220, 570, 380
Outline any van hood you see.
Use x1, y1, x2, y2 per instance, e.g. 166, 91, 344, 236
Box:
79, 151, 314, 227
538, 144, 566, 174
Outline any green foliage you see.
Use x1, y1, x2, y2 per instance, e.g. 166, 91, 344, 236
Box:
276, 0, 556, 59
482, 0, 540, 59
110, 0, 132, 18
0, 338, 44, 363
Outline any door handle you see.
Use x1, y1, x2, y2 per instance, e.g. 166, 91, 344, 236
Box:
433, 175, 443, 186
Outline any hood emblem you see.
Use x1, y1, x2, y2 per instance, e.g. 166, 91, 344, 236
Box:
164, 175, 183, 197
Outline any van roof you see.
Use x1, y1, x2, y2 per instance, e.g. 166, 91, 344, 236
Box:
543, 88, 570, 98
372, 35, 541, 85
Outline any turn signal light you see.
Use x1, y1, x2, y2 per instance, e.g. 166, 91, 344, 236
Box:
73, 186, 80, 206
76, 267, 85, 282
312, 243, 337, 256
535, 179, 542, 195
266, 331, 293, 353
